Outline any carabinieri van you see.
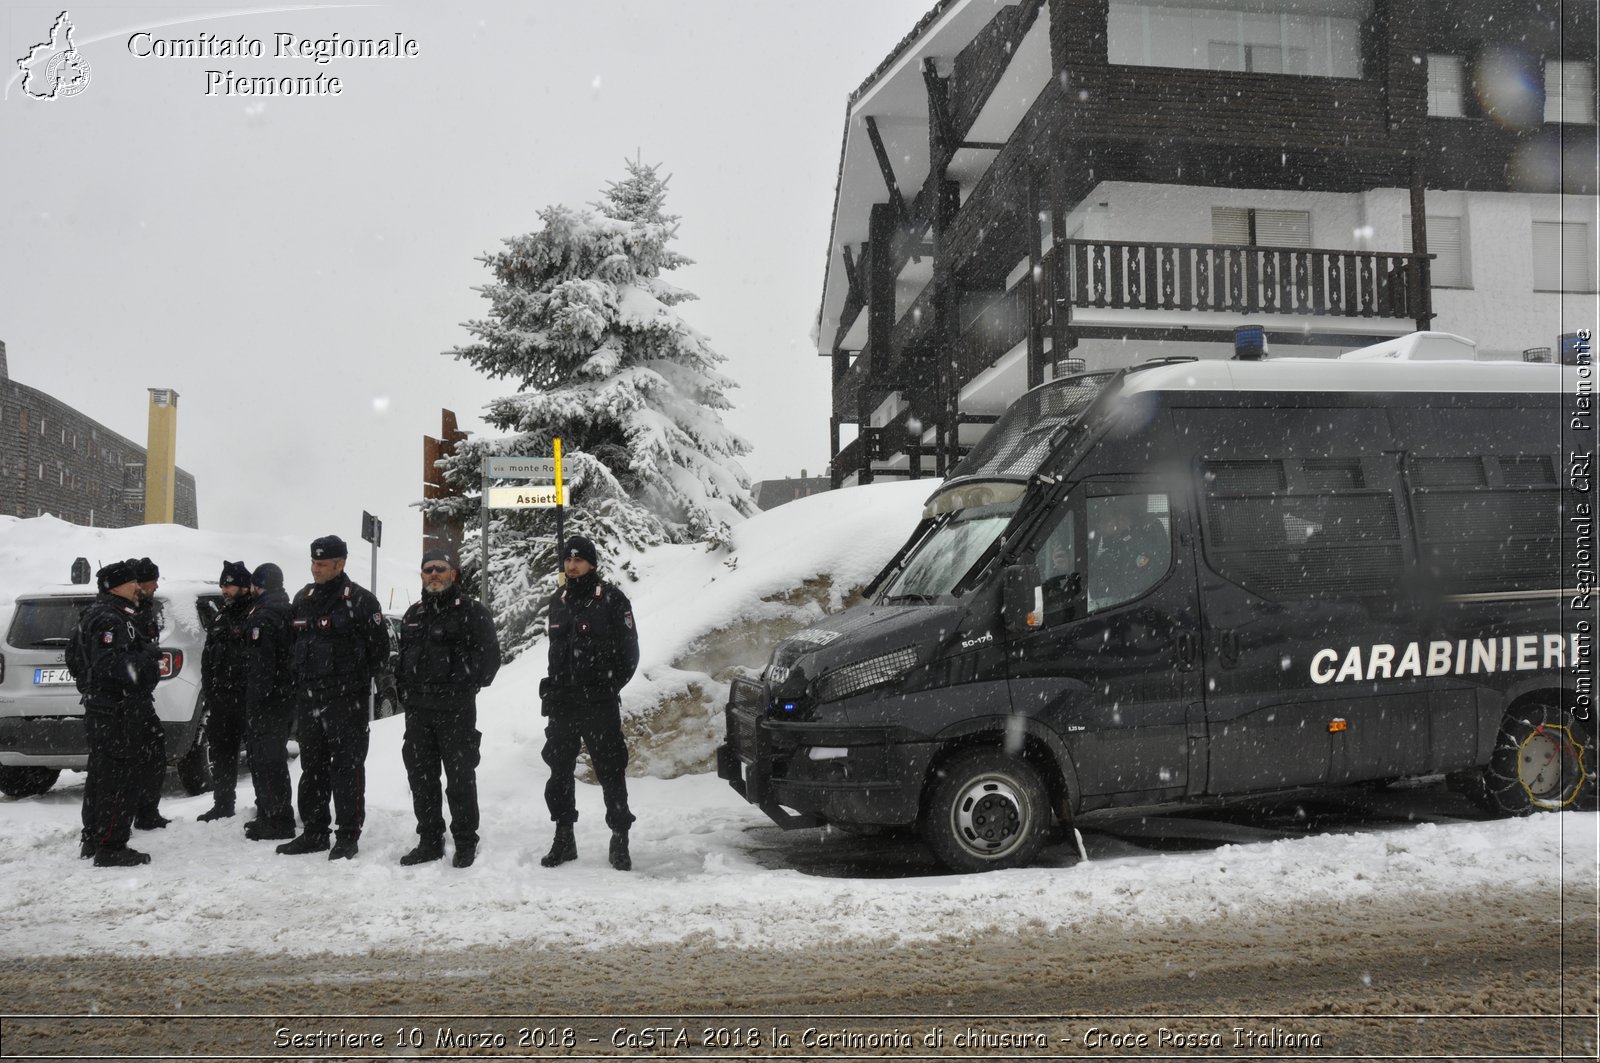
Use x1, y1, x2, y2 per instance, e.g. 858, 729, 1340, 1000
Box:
718, 338, 1591, 872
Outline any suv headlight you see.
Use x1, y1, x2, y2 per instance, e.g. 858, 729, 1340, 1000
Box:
814, 647, 918, 704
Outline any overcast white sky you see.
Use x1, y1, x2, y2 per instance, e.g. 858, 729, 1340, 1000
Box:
1, 0, 932, 560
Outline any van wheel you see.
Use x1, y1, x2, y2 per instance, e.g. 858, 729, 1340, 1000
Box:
1483, 702, 1592, 815
176, 704, 213, 797
0, 766, 60, 798
921, 749, 1049, 873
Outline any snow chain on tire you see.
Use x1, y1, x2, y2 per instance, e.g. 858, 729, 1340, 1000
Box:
1482, 702, 1594, 815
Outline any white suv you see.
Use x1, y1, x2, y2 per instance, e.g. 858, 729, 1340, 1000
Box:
0, 579, 221, 798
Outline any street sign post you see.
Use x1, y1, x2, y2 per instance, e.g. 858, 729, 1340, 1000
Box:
360, 510, 383, 597
479, 441, 564, 611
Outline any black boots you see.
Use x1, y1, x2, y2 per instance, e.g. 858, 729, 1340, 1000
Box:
196, 804, 235, 823
399, 837, 445, 866
328, 834, 360, 861
94, 846, 151, 867
244, 817, 296, 841
133, 812, 170, 830
540, 823, 577, 867
275, 831, 330, 856
452, 843, 477, 868
609, 830, 631, 871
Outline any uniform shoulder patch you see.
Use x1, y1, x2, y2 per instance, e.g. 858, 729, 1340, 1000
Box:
102, 630, 114, 644
623, 611, 634, 630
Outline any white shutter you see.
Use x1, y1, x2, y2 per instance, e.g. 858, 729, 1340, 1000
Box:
1212, 206, 1250, 244
1532, 221, 1595, 292
1545, 61, 1596, 124
1254, 209, 1312, 247
1404, 215, 1465, 288
1428, 55, 1464, 117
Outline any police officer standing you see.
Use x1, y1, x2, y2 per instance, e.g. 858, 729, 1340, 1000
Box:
130, 557, 170, 831
242, 563, 297, 841
278, 535, 389, 861
73, 561, 162, 866
396, 549, 500, 868
539, 535, 639, 871
196, 561, 253, 822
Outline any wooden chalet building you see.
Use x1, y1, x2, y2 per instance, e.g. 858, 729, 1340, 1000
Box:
820, 0, 1598, 487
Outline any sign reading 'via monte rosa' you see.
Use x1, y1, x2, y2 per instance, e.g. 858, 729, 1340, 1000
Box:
485, 456, 556, 479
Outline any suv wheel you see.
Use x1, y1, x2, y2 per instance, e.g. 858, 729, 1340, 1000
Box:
0, 766, 61, 798
921, 748, 1049, 873
176, 701, 214, 797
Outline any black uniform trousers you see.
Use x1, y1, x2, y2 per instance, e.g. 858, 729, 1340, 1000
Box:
81, 706, 157, 851
294, 691, 369, 840
246, 700, 295, 825
135, 710, 166, 819
542, 696, 635, 832
402, 701, 481, 846
206, 692, 247, 810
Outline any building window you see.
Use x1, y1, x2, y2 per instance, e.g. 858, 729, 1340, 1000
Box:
1427, 54, 1465, 116
1403, 214, 1468, 288
1212, 206, 1312, 247
1532, 221, 1596, 292
1545, 60, 1596, 124
1109, 0, 1369, 79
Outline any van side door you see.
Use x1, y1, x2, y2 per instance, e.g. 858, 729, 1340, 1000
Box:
1185, 403, 1432, 794
1006, 478, 1205, 804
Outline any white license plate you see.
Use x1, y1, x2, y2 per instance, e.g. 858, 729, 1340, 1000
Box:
33, 667, 74, 686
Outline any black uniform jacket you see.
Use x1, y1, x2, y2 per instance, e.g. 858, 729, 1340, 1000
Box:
201, 596, 253, 707
397, 589, 501, 709
78, 593, 160, 715
543, 575, 639, 709
244, 589, 293, 717
288, 572, 390, 700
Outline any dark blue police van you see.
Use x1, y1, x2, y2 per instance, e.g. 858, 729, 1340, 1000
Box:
719, 339, 1591, 872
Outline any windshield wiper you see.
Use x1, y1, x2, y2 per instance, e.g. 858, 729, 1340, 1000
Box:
883, 593, 937, 605
30, 637, 71, 647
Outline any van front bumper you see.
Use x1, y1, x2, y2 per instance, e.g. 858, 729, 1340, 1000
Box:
718, 703, 932, 829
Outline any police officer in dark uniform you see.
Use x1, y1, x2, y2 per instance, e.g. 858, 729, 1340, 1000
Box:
242, 562, 297, 841
396, 549, 501, 868
130, 557, 170, 831
539, 535, 639, 871
277, 535, 390, 861
74, 560, 162, 866
196, 561, 253, 822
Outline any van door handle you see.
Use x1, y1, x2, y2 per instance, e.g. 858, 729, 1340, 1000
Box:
1176, 632, 1198, 669
1219, 629, 1240, 667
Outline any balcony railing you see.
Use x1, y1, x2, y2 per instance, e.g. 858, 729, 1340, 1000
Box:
1061, 240, 1429, 319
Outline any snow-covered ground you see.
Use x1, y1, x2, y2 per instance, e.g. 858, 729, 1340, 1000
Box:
0, 488, 1594, 959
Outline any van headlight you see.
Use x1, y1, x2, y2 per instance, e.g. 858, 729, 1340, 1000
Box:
814, 647, 918, 704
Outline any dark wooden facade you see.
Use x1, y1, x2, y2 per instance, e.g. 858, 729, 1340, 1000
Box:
0, 341, 200, 528
824, 0, 1599, 487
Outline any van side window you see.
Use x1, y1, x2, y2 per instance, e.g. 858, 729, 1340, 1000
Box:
1035, 508, 1081, 623
1086, 491, 1171, 612
1405, 454, 1562, 593
1200, 458, 1403, 599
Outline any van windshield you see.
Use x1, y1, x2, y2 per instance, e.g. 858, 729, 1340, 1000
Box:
881, 488, 1022, 602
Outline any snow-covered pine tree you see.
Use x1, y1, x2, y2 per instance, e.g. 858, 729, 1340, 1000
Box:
425, 158, 757, 657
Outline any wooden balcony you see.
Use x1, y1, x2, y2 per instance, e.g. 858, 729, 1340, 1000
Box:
834, 239, 1432, 486
1059, 240, 1430, 320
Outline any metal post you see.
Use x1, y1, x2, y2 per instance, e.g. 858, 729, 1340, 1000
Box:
480, 455, 492, 611
553, 437, 564, 580
369, 536, 377, 598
